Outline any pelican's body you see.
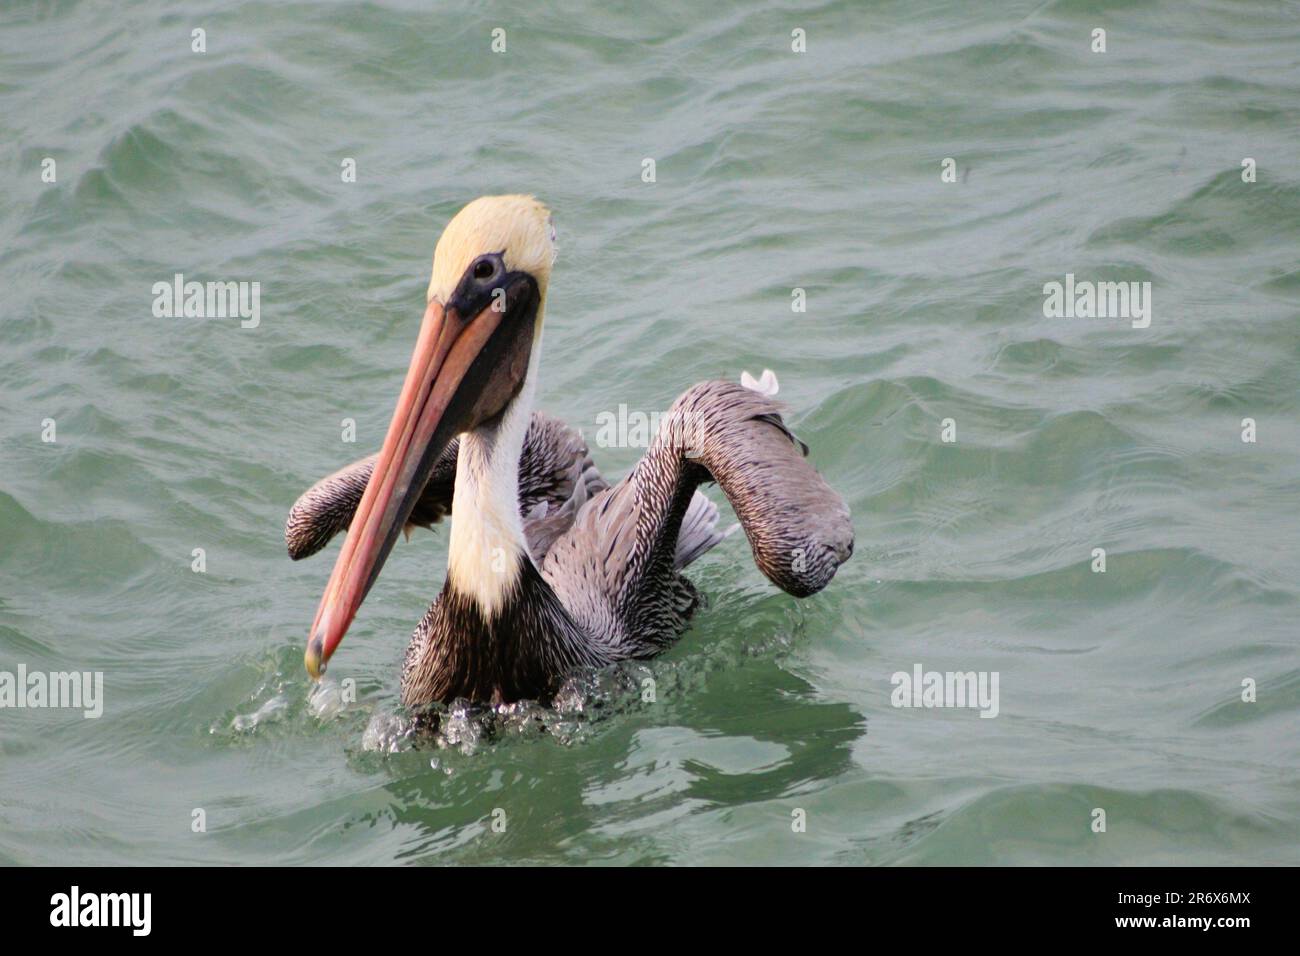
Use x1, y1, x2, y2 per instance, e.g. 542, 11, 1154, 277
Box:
288, 196, 852, 709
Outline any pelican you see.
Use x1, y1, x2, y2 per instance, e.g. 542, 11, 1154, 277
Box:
286, 195, 853, 709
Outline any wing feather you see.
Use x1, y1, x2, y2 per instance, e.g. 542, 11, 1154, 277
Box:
284, 412, 605, 562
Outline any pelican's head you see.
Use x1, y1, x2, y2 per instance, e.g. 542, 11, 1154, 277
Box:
427, 193, 556, 306
304, 195, 555, 679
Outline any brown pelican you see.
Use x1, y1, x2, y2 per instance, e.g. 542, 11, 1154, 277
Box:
286, 195, 852, 709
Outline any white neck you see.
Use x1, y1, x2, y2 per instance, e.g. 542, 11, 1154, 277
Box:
445, 322, 544, 617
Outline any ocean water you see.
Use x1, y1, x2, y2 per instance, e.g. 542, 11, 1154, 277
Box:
1, 0, 1298, 866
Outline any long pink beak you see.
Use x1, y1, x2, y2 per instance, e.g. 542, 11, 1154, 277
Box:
304, 296, 508, 678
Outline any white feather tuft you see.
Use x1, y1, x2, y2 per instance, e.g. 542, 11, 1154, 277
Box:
740, 368, 779, 396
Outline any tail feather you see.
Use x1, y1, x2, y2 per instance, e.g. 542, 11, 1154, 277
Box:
674, 490, 726, 569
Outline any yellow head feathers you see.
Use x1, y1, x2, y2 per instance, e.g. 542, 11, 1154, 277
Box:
427, 195, 557, 304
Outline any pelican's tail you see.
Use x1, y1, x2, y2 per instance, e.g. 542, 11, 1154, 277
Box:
674, 490, 737, 569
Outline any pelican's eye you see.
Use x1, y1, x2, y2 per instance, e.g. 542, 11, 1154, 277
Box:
472, 258, 496, 281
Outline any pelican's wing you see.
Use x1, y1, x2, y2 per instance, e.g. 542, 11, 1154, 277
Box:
284, 412, 605, 561
515, 413, 609, 562
284, 443, 457, 561
540, 378, 853, 649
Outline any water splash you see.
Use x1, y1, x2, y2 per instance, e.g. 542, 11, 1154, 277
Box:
212, 657, 363, 739
306, 677, 350, 720
229, 695, 289, 734
358, 660, 663, 757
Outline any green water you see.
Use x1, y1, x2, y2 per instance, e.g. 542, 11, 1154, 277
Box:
2, 0, 1298, 866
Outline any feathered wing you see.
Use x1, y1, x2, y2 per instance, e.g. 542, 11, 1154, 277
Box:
541, 378, 853, 652
284, 412, 608, 562
512, 413, 609, 562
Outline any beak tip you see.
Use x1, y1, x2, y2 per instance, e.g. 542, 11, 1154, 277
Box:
305, 633, 326, 680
